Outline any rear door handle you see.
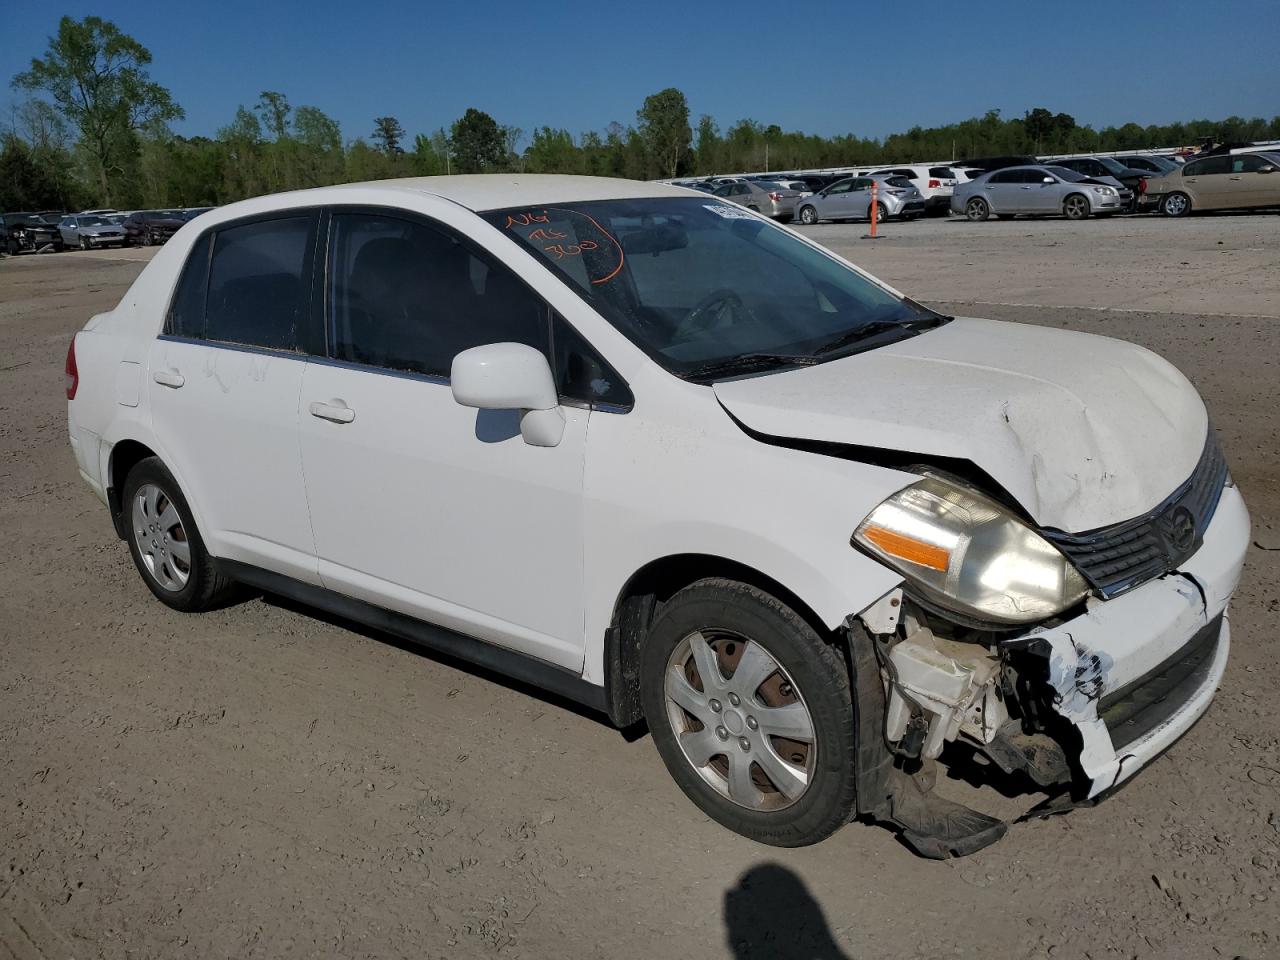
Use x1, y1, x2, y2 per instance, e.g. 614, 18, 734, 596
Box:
153, 370, 184, 388
1229, 176, 1242, 180
309, 400, 355, 424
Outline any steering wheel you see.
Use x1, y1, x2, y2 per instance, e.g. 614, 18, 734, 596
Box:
679, 288, 759, 339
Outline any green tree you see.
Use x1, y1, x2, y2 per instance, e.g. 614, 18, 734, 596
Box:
636, 87, 691, 178
372, 116, 405, 155
12, 15, 183, 204
256, 91, 292, 141
449, 108, 505, 173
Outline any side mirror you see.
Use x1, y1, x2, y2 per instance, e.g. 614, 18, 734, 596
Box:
451, 342, 565, 447
1043, 176, 1055, 183
1259, 165, 1275, 174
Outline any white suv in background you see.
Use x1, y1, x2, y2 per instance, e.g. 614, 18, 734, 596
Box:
869, 164, 960, 215
66, 175, 1248, 860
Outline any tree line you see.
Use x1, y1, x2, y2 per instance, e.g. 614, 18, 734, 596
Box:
5, 16, 1278, 213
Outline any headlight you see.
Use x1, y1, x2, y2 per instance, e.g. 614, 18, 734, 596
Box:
1092, 186, 1117, 196
853, 476, 1089, 625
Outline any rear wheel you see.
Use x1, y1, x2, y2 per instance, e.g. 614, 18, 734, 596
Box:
798, 205, 818, 225
640, 579, 859, 847
965, 197, 989, 221
1063, 193, 1090, 220
1161, 192, 1191, 217
122, 457, 236, 612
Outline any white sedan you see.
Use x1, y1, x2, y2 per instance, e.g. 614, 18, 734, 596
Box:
66, 175, 1249, 858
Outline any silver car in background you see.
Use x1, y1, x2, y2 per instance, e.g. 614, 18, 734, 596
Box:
795, 174, 925, 224
57, 214, 128, 250
951, 165, 1125, 221
710, 180, 803, 221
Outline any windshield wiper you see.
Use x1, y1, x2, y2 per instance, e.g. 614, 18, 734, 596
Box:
813, 312, 949, 357
679, 353, 821, 382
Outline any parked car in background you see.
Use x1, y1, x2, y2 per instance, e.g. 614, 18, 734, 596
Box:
869, 165, 960, 216
795, 174, 924, 224
66, 175, 1248, 860
1, 212, 63, 254
181, 206, 216, 220
1146, 151, 1280, 216
1116, 154, 1181, 176
1048, 157, 1146, 210
952, 165, 1125, 220
710, 180, 803, 221
79, 208, 119, 216
954, 156, 1038, 174
58, 214, 128, 250
776, 179, 814, 197
124, 210, 188, 246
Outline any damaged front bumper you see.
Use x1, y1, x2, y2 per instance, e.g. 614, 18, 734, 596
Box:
1008, 481, 1247, 799
858, 482, 1249, 856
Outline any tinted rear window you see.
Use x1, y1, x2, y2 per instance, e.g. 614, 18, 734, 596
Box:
885, 177, 914, 188
928, 167, 956, 178
167, 231, 212, 338
205, 216, 312, 351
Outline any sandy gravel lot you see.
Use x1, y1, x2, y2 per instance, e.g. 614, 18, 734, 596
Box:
2, 211, 1278, 960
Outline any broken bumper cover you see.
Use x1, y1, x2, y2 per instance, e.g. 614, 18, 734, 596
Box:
1006, 483, 1248, 799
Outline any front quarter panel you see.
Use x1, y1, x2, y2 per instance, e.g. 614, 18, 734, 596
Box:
580, 368, 911, 685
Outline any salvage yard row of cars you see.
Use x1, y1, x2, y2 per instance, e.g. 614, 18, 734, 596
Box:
0, 206, 214, 255
673, 147, 1280, 223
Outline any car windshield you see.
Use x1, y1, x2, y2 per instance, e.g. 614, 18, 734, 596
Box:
482, 198, 947, 379
79, 216, 111, 226
1044, 166, 1088, 182
10, 214, 47, 225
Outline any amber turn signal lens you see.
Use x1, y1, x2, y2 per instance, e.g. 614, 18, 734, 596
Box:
860, 524, 950, 572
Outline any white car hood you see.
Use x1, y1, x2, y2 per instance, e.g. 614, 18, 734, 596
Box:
713, 317, 1207, 532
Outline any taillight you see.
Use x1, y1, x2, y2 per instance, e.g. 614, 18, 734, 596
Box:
1139, 178, 1148, 194
768, 191, 782, 202
65, 335, 78, 400
928, 179, 940, 188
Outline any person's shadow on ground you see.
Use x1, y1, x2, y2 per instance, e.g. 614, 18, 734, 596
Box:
724, 862, 852, 959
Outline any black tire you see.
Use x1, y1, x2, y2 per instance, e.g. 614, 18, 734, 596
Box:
1063, 193, 1091, 220
79, 236, 90, 250
121, 456, 236, 612
640, 578, 859, 847
1161, 191, 1191, 217
965, 197, 989, 221
874, 202, 890, 223
798, 205, 819, 225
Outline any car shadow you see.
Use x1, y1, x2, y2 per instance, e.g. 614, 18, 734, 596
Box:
255, 589, 648, 739
724, 862, 853, 959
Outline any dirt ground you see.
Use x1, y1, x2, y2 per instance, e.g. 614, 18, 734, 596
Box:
2, 211, 1278, 960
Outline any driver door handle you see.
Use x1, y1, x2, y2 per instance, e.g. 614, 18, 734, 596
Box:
153, 370, 184, 388
309, 400, 355, 424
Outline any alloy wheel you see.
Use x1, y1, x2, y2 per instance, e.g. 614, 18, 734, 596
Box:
664, 629, 816, 811
131, 482, 191, 592
1065, 195, 1089, 219
1164, 193, 1189, 216
966, 198, 988, 221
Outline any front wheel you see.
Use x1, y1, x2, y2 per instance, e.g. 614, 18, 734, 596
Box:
122, 457, 236, 611
798, 205, 818, 225
1161, 192, 1191, 217
965, 197, 990, 221
79, 236, 90, 250
1063, 193, 1091, 220
640, 579, 859, 847
874, 202, 890, 223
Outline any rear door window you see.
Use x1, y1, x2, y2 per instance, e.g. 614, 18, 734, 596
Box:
204, 215, 315, 351
928, 167, 956, 179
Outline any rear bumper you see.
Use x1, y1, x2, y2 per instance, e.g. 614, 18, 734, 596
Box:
1004, 482, 1249, 798
923, 195, 952, 210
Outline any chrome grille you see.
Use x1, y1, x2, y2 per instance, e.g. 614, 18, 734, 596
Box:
1044, 431, 1228, 599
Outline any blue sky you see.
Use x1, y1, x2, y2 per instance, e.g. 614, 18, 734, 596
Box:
3, 1, 1277, 148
